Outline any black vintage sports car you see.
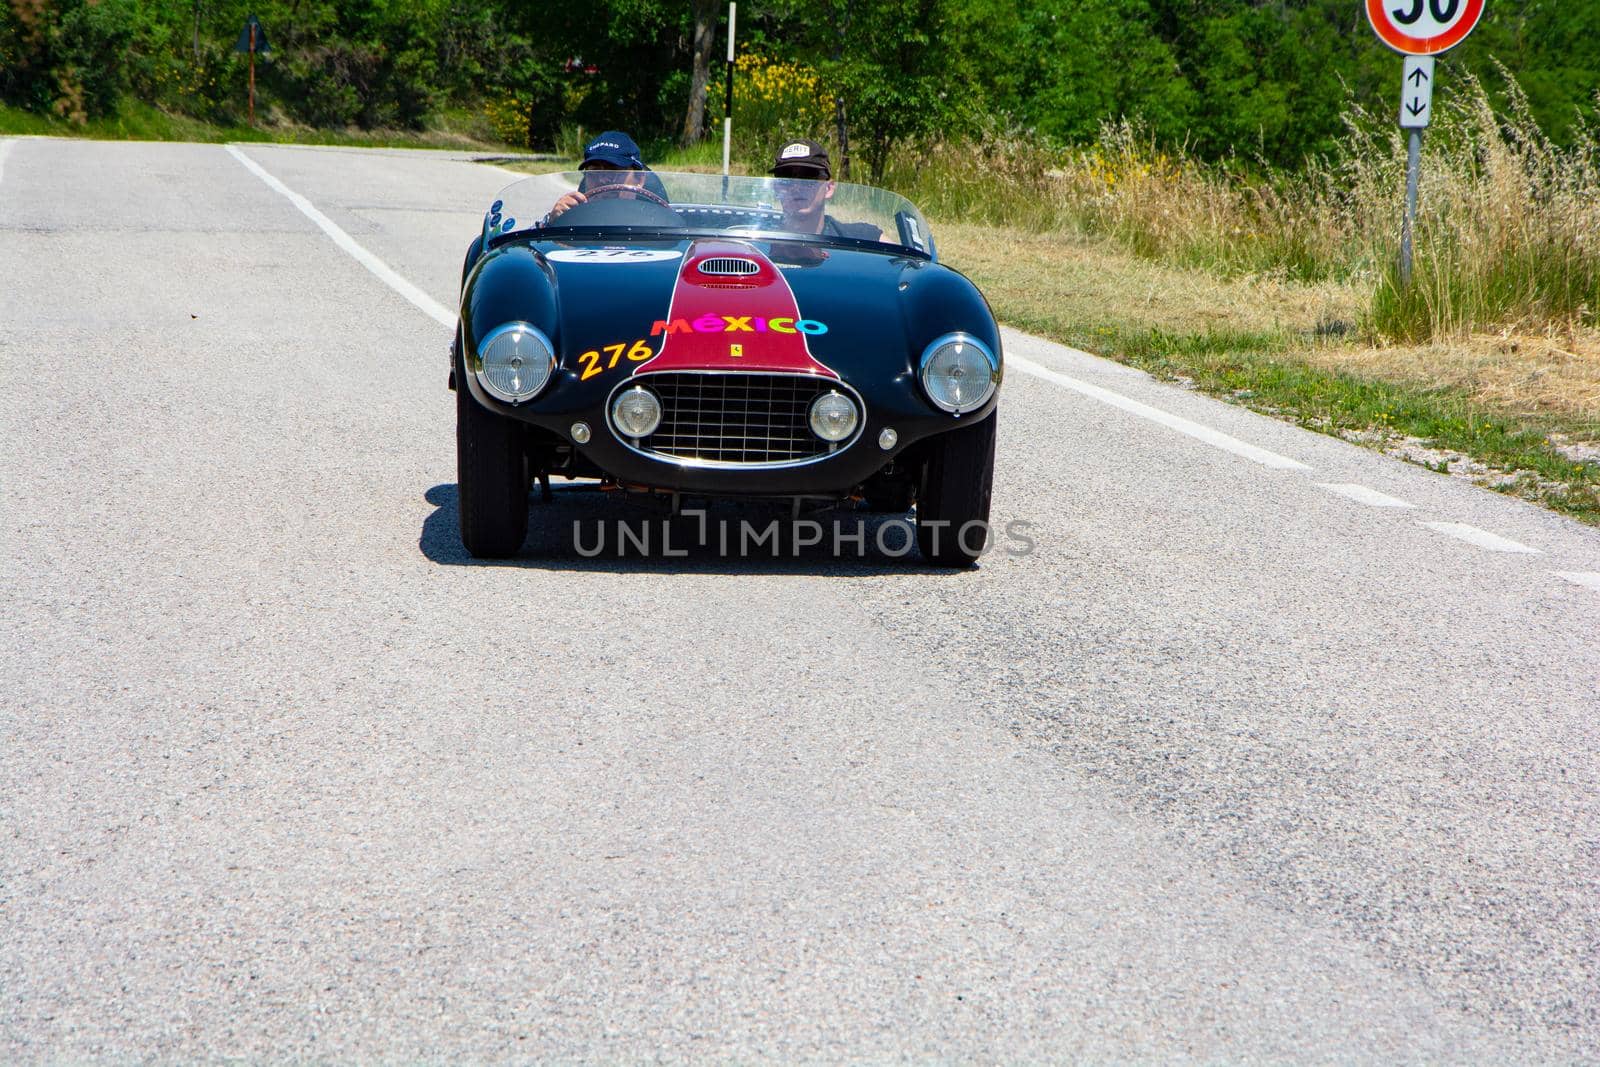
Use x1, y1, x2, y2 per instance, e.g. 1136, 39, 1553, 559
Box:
452, 170, 1001, 565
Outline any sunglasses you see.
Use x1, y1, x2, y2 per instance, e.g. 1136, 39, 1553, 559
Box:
773, 168, 825, 181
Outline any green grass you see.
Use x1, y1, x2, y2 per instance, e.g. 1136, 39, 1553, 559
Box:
494, 133, 764, 178
0, 99, 522, 151
1371, 244, 1600, 344
488, 131, 742, 178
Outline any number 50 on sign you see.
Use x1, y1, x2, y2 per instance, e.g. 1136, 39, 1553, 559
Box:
1366, 0, 1485, 55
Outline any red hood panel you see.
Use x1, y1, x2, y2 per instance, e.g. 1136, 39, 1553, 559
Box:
634, 240, 839, 378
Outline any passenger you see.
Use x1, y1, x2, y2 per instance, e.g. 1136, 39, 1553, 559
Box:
770, 139, 883, 241
545, 130, 670, 222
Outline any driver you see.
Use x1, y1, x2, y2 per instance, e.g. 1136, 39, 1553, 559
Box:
544, 130, 669, 223
770, 139, 882, 241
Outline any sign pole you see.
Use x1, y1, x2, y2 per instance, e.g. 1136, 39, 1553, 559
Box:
1365, 0, 1482, 293
1395, 54, 1433, 288
721, 2, 736, 182
233, 15, 270, 121
1400, 128, 1422, 286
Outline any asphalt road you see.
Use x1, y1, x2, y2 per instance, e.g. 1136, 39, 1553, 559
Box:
3, 137, 1598, 1061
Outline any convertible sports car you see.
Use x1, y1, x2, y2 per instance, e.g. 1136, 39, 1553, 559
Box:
451, 170, 1001, 565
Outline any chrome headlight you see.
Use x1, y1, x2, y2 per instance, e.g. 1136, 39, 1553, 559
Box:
808, 391, 859, 442
611, 386, 662, 439
919, 333, 999, 414
476, 322, 555, 403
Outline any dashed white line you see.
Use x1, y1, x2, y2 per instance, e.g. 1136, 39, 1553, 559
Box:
224, 144, 455, 329
1007, 354, 1312, 471
1419, 521, 1540, 554
1316, 483, 1415, 508
1555, 571, 1600, 591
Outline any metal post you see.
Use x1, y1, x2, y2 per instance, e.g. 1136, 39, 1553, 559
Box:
1400, 128, 1421, 287
721, 2, 736, 181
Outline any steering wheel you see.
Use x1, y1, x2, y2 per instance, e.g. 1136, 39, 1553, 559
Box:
579, 182, 671, 209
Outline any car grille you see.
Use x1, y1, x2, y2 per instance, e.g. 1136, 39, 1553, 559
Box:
629, 372, 858, 466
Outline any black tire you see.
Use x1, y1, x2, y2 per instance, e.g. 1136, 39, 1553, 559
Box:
916, 411, 997, 567
456, 352, 529, 558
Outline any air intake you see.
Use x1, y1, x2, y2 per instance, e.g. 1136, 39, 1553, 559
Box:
697, 257, 761, 277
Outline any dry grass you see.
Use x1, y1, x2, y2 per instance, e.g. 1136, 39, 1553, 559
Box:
939, 221, 1599, 520
937, 224, 1360, 340
889, 118, 1367, 283
893, 69, 1600, 345
940, 223, 1600, 427
1359, 69, 1600, 341
1312, 329, 1600, 423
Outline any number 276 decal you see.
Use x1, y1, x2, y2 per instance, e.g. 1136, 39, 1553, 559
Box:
576, 338, 654, 381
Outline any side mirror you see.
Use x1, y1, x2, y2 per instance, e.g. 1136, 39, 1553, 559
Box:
895, 209, 935, 260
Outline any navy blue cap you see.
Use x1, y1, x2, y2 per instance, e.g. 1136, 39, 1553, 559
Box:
581, 130, 644, 169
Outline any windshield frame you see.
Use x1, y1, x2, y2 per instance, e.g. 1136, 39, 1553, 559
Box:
480, 170, 937, 261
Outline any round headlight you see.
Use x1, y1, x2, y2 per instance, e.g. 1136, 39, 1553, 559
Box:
611, 386, 662, 438
476, 322, 554, 403
809, 391, 859, 442
919, 333, 998, 414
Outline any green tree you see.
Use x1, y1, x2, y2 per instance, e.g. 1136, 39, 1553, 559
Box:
0, 0, 136, 120
1018, 0, 1196, 145
775, 0, 966, 181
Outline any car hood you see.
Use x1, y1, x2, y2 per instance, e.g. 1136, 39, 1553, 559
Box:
538, 237, 917, 383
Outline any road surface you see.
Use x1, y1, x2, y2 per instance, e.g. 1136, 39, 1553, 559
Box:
2, 137, 1597, 1060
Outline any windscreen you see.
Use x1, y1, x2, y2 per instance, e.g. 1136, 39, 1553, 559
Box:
481, 170, 935, 258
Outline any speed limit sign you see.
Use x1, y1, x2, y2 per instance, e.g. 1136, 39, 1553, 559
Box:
1366, 0, 1485, 55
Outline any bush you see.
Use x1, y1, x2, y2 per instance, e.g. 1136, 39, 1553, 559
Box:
728, 53, 831, 162
0, 0, 136, 122
276, 46, 366, 127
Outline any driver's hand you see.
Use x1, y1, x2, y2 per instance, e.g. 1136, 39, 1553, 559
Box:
547, 191, 588, 220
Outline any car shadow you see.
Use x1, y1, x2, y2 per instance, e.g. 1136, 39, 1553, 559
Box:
419, 483, 969, 576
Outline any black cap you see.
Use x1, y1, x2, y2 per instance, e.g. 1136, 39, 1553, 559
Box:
771, 138, 830, 178
581, 130, 644, 169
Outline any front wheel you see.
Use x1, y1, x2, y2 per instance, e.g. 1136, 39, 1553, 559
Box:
916, 412, 997, 567
456, 353, 529, 558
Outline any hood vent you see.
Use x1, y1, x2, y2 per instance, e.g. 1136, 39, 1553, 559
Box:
698, 257, 761, 277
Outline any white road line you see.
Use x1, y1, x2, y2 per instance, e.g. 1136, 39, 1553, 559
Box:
1007, 353, 1311, 471
1316, 483, 1415, 508
1555, 571, 1600, 591
224, 144, 455, 329
1419, 521, 1540, 554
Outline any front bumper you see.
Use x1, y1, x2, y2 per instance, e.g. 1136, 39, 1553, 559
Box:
463, 368, 995, 496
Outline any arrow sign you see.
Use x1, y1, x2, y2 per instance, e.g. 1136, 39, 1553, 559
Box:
1400, 55, 1435, 128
